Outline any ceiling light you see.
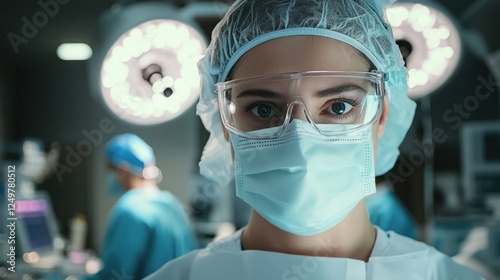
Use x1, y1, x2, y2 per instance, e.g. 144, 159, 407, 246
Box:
100, 19, 205, 124
386, 1, 462, 99
88, 2, 228, 125
57, 43, 92, 61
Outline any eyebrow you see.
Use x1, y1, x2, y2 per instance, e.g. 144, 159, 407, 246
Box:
235, 89, 283, 99
233, 84, 365, 99
315, 84, 365, 98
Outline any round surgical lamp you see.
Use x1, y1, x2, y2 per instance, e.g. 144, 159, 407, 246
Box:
89, 2, 207, 125
386, 0, 462, 99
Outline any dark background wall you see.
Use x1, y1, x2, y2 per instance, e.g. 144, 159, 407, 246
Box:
395, 48, 499, 227
0, 66, 6, 157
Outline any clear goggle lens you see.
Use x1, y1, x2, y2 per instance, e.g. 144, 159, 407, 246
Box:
216, 71, 385, 139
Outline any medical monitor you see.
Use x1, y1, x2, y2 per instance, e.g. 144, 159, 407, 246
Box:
461, 121, 500, 207
15, 191, 59, 256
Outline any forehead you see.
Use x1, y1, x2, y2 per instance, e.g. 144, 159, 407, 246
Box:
230, 36, 371, 80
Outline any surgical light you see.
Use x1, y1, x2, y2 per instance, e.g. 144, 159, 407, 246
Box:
386, 1, 462, 99
57, 43, 93, 61
89, 2, 208, 125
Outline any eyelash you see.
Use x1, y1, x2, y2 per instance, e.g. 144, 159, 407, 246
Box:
327, 96, 359, 107
244, 101, 270, 112
242, 101, 281, 123
240, 95, 362, 120
322, 95, 361, 120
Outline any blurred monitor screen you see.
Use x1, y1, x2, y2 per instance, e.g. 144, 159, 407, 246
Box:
475, 175, 500, 194
17, 199, 53, 250
15, 192, 58, 255
484, 131, 500, 163
462, 121, 500, 205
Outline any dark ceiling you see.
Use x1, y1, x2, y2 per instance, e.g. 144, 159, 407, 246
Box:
0, 0, 230, 62
0, 0, 498, 64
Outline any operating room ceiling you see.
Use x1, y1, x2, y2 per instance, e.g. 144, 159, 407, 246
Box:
0, 0, 224, 62
0, 0, 498, 63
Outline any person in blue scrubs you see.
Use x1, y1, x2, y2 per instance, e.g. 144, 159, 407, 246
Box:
366, 175, 419, 239
89, 133, 195, 280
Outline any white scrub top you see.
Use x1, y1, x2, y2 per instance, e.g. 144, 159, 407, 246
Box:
145, 227, 484, 280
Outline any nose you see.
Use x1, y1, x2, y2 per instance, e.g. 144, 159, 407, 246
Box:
288, 101, 311, 123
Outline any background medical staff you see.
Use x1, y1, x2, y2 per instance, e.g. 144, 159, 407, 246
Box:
366, 175, 419, 239
88, 133, 195, 280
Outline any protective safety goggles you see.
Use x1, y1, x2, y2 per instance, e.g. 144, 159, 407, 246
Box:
216, 71, 386, 139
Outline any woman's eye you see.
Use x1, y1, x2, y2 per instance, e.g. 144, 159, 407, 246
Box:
250, 104, 275, 118
328, 102, 353, 115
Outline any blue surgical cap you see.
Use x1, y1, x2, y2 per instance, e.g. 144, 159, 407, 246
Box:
106, 133, 156, 175
197, 0, 416, 187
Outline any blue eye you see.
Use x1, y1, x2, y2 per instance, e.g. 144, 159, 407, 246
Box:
328, 102, 353, 115
251, 104, 275, 118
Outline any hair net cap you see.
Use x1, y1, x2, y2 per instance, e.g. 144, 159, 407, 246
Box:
106, 133, 156, 175
197, 0, 416, 187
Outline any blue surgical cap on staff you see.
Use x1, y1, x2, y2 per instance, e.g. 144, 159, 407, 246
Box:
197, 0, 416, 187
106, 133, 156, 175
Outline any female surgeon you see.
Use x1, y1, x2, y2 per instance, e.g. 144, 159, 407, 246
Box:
147, 0, 484, 279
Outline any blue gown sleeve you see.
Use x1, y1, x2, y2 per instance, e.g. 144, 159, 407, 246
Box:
90, 206, 151, 280
367, 190, 418, 239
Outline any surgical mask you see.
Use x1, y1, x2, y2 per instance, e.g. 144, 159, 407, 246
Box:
230, 119, 376, 236
107, 171, 125, 196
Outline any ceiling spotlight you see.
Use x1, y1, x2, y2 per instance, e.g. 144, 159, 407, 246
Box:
57, 43, 92, 61
89, 2, 213, 125
386, 1, 462, 99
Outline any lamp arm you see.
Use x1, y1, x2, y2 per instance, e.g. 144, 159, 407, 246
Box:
116, 0, 137, 7
460, 0, 500, 27
180, 2, 230, 21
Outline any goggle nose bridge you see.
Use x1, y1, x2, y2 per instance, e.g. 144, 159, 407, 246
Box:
282, 99, 322, 133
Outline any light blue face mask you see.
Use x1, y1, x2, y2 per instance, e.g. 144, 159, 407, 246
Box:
107, 171, 125, 196
230, 120, 376, 236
